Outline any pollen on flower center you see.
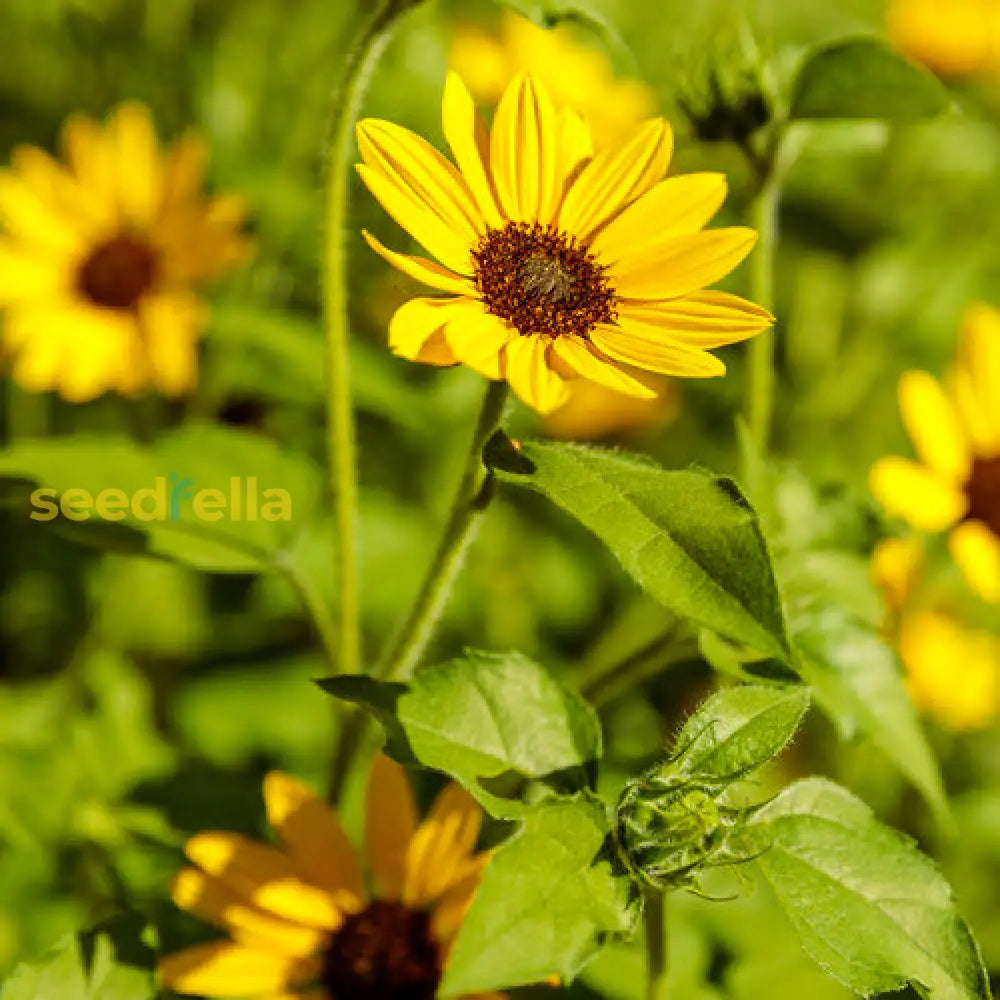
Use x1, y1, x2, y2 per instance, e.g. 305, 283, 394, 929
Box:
965, 456, 1000, 538
473, 221, 617, 338
77, 234, 158, 310
320, 899, 441, 1000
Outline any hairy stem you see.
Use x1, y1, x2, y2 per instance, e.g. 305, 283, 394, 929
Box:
744, 161, 781, 454
322, 0, 424, 679
644, 887, 670, 1000
327, 380, 509, 801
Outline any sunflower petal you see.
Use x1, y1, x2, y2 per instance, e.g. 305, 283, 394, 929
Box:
357, 119, 482, 238
558, 118, 673, 240
171, 867, 328, 956
591, 320, 726, 377
158, 942, 305, 997
949, 520, 1000, 604
110, 102, 161, 226
404, 784, 483, 908
61, 112, 115, 207
356, 164, 473, 275
0, 169, 86, 256
552, 335, 657, 398
363, 230, 476, 295
429, 854, 491, 951
489, 74, 561, 223
957, 302, 1000, 448
953, 365, 1000, 455
618, 291, 774, 347
55, 305, 139, 402
591, 173, 728, 264
160, 130, 208, 212
185, 832, 342, 929
264, 771, 365, 909
557, 109, 593, 194
869, 457, 967, 532
446, 310, 516, 379
139, 291, 203, 397
871, 536, 925, 613
442, 72, 504, 229
898, 370, 971, 482
501, 334, 570, 413
388, 296, 471, 360
0, 241, 67, 305
610, 228, 757, 300
365, 754, 419, 900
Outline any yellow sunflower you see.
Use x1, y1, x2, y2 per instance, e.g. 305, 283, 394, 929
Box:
0, 102, 249, 402
449, 13, 655, 147
870, 303, 1000, 605
356, 72, 773, 414
158, 757, 502, 1000
873, 538, 1000, 732
887, 0, 1000, 78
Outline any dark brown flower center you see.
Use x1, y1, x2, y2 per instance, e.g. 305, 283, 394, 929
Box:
965, 455, 1000, 538
321, 900, 441, 1000
473, 221, 616, 338
77, 234, 158, 310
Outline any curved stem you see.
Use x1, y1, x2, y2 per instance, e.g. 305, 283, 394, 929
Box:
323, 0, 424, 677
278, 553, 339, 671
327, 381, 509, 801
644, 887, 670, 1000
744, 161, 781, 454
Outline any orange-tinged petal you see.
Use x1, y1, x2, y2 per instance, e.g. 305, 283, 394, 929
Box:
558, 118, 672, 240
871, 536, 925, 613
610, 228, 757, 300
404, 784, 483, 907
362, 230, 476, 296
898, 370, 971, 482
489, 74, 561, 223
591, 173, 728, 264
869, 457, 967, 532
356, 164, 473, 275
442, 72, 504, 229
160, 130, 208, 213
949, 520, 1000, 604
365, 755, 419, 900
171, 867, 329, 956
618, 291, 773, 348
264, 771, 365, 909
387, 296, 471, 360
591, 320, 726, 378
158, 941, 305, 997
552, 335, 657, 398
185, 832, 342, 929
501, 334, 570, 413
429, 854, 491, 951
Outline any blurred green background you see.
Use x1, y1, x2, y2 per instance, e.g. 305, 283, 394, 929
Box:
1, 0, 999, 996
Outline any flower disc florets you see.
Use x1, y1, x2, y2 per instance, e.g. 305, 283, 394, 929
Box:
966, 456, 1000, 538
472, 221, 617, 339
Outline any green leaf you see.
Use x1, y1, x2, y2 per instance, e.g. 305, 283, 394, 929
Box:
491, 440, 790, 661
1, 914, 156, 1000
794, 606, 949, 826
440, 797, 636, 995
0, 423, 320, 572
319, 650, 602, 817
673, 684, 810, 783
745, 779, 989, 1000
790, 38, 951, 122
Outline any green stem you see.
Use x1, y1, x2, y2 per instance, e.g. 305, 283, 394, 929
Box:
744, 161, 781, 454
327, 381, 509, 801
644, 887, 669, 1000
322, 0, 424, 677
277, 553, 340, 672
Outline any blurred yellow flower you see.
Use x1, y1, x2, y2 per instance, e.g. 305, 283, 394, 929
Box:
0, 103, 249, 402
543, 368, 680, 440
357, 73, 772, 414
870, 303, 1000, 604
159, 757, 503, 1000
872, 538, 1000, 732
449, 13, 655, 147
887, 0, 1000, 78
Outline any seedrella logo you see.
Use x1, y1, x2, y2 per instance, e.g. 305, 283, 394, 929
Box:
30, 473, 293, 523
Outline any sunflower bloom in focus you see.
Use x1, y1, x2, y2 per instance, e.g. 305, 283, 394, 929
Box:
0, 103, 249, 402
887, 0, 1000, 78
450, 13, 655, 147
159, 757, 503, 1000
357, 73, 773, 414
873, 538, 1000, 731
870, 304, 1000, 604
